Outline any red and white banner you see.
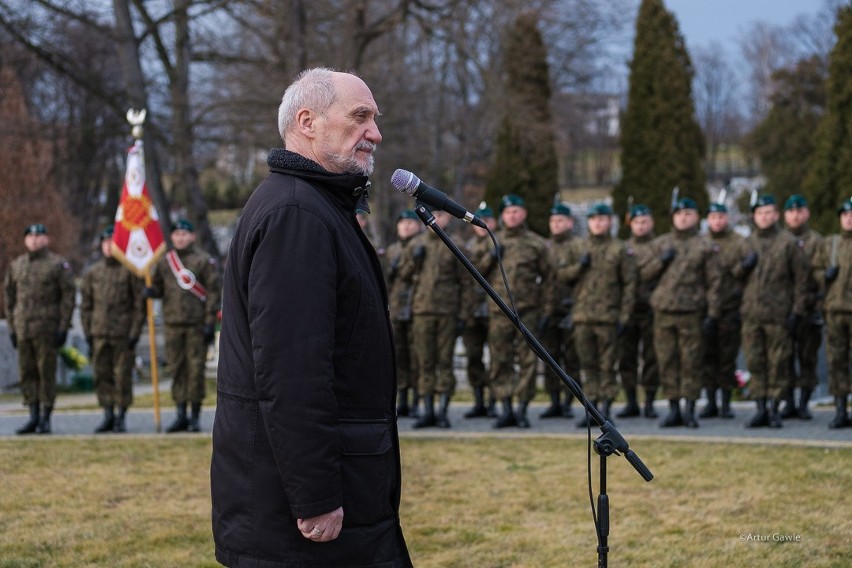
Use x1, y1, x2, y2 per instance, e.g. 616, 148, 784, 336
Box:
112, 139, 166, 276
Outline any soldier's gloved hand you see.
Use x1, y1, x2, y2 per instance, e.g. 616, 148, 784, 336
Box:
537, 315, 550, 333
54, 330, 68, 348
491, 244, 504, 259
412, 245, 426, 260
579, 252, 591, 269
9, 333, 17, 349
825, 265, 839, 283
660, 248, 676, 266
127, 336, 139, 350
203, 324, 216, 344
142, 286, 158, 299
615, 321, 627, 337
741, 251, 758, 272
702, 316, 718, 338
785, 313, 801, 336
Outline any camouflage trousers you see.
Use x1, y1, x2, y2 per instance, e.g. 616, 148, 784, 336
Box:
488, 309, 539, 402
462, 316, 489, 389
788, 316, 824, 390
540, 316, 580, 394
17, 335, 58, 405
412, 314, 457, 396
391, 319, 416, 391
165, 325, 208, 404
702, 309, 741, 391
618, 310, 659, 390
653, 312, 704, 400
575, 323, 619, 401
92, 337, 135, 408
826, 311, 852, 397
741, 320, 791, 400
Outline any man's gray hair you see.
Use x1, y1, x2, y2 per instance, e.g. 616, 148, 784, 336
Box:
277, 67, 339, 143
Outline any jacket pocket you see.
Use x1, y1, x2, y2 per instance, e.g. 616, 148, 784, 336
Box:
338, 418, 395, 527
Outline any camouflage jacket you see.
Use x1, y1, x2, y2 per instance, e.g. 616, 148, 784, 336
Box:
628, 232, 657, 314
708, 228, 750, 313
399, 229, 463, 316
812, 230, 852, 314
4, 249, 75, 339
150, 245, 221, 327
384, 237, 415, 322
643, 227, 721, 318
544, 232, 582, 317
786, 225, 823, 313
741, 224, 808, 322
461, 234, 492, 322
80, 257, 146, 339
560, 233, 637, 325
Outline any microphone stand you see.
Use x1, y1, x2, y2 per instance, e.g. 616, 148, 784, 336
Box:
413, 202, 653, 568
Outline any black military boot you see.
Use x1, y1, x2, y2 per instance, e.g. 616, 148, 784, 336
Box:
413, 395, 437, 428
37, 405, 53, 434
719, 388, 735, 419
699, 388, 718, 419
778, 390, 797, 420
396, 388, 411, 417
516, 401, 531, 428
768, 398, 783, 428
188, 402, 202, 432
95, 406, 115, 434
828, 396, 850, 429
797, 387, 813, 420
464, 386, 488, 418
15, 403, 40, 435
643, 388, 658, 418
616, 388, 640, 418
660, 399, 683, 428
601, 399, 614, 423
486, 395, 498, 418
166, 402, 189, 433
746, 397, 770, 428
540, 390, 562, 418
494, 397, 517, 428
410, 395, 421, 419
114, 407, 128, 433
436, 394, 452, 428
684, 399, 699, 428
576, 400, 598, 428
561, 392, 574, 418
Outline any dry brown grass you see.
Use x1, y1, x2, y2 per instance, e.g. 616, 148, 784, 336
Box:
0, 437, 849, 567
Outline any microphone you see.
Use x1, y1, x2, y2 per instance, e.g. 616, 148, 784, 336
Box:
391, 169, 488, 228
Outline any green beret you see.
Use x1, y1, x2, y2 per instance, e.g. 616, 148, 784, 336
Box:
172, 218, 194, 233
500, 194, 526, 211
751, 194, 776, 211
839, 199, 852, 215
355, 208, 369, 215
550, 203, 572, 217
24, 223, 47, 236
629, 204, 651, 219
708, 203, 728, 214
671, 197, 698, 213
397, 209, 418, 221
587, 203, 613, 217
99, 226, 115, 241
784, 194, 808, 210
476, 204, 495, 218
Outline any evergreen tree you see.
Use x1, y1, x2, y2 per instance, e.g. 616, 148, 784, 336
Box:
804, 4, 852, 233
485, 12, 559, 236
614, 0, 706, 233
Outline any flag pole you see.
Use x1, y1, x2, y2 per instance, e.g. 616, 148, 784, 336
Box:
144, 269, 163, 432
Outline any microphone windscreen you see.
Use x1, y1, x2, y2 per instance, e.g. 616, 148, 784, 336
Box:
391, 169, 419, 195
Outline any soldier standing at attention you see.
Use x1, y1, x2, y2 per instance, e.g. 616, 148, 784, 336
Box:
539, 202, 582, 419
81, 227, 146, 433
701, 202, 755, 419
617, 204, 660, 419
474, 194, 549, 428
561, 203, 636, 427
461, 204, 497, 419
812, 198, 852, 429
4, 223, 75, 434
399, 208, 464, 428
741, 195, 808, 428
642, 198, 721, 429
780, 194, 823, 420
145, 219, 221, 432
384, 209, 421, 417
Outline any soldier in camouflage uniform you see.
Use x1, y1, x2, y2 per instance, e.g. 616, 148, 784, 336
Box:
473, 194, 549, 428
81, 227, 146, 433
780, 194, 823, 420
560, 203, 636, 427
399, 208, 464, 428
642, 198, 721, 429
461, 204, 497, 419
384, 210, 421, 417
812, 199, 852, 429
145, 219, 221, 432
540, 203, 582, 419
617, 204, 660, 419
741, 195, 808, 428
700, 203, 754, 419
4, 223, 75, 435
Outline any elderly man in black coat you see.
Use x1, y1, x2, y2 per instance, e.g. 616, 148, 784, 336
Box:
211, 67, 412, 567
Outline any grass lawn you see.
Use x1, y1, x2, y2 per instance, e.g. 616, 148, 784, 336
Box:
0, 437, 849, 567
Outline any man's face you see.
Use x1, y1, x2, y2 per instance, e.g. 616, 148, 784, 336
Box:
101, 238, 113, 258
24, 234, 48, 253
753, 205, 779, 230
784, 207, 809, 230
707, 212, 729, 233
629, 215, 653, 237
396, 218, 420, 240
549, 215, 574, 236
171, 229, 196, 251
501, 206, 527, 229
315, 74, 382, 176
587, 214, 612, 236
473, 217, 496, 237
672, 209, 699, 231
840, 210, 852, 232
433, 210, 452, 230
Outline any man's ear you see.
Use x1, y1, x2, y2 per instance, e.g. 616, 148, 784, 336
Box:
296, 108, 316, 138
